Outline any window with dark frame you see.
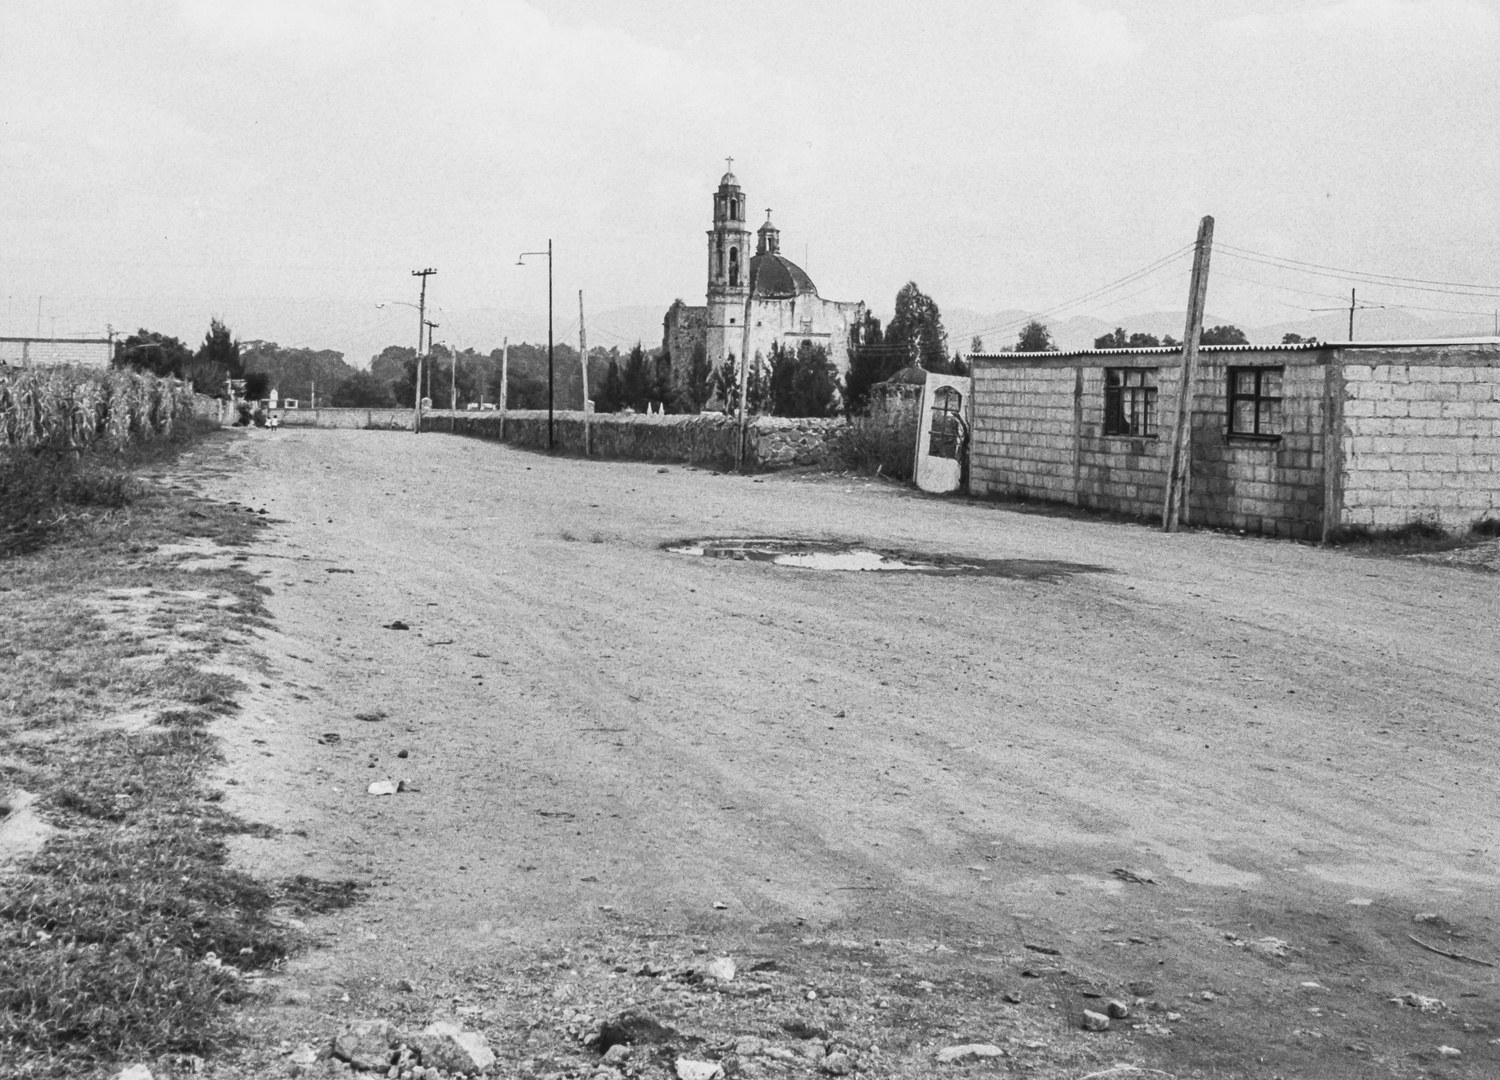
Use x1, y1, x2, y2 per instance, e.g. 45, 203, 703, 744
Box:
1227, 366, 1283, 437
1104, 368, 1158, 437
928, 385, 964, 459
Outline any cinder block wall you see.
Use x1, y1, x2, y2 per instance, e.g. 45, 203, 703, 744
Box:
1188, 353, 1326, 539
971, 347, 1330, 538
969, 365, 1079, 503
1338, 345, 1500, 531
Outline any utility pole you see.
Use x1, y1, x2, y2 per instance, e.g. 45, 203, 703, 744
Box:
516, 243, 554, 448
450, 341, 458, 412
1313, 290, 1380, 341
424, 321, 439, 403
499, 336, 509, 438
547, 240, 553, 449
411, 268, 436, 433
578, 290, 591, 457
1162, 215, 1215, 533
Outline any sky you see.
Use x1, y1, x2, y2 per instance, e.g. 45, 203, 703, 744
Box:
2, 0, 1497, 364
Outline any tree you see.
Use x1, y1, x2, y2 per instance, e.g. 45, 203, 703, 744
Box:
842, 311, 908, 414
787, 340, 839, 417
198, 318, 242, 376
1097, 327, 1162, 348
330, 371, 395, 408
113, 329, 194, 378
243, 371, 271, 402
1162, 334, 1181, 348
594, 359, 626, 413
1016, 320, 1055, 352
241, 340, 356, 403
971, 335, 984, 353
1200, 324, 1249, 346
885, 282, 948, 371
674, 340, 713, 414
1282, 332, 1318, 345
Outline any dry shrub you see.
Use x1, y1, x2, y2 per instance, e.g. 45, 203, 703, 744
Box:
831, 401, 918, 480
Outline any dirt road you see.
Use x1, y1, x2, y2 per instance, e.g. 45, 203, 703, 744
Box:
193, 427, 1498, 1078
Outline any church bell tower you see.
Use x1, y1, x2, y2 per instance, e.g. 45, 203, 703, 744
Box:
706, 160, 751, 373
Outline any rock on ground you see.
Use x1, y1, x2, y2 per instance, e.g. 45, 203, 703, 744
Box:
935, 1043, 1004, 1063
332, 1019, 397, 1071
415, 1020, 496, 1074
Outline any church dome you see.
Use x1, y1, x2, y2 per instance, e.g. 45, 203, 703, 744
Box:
749, 252, 818, 299
719, 170, 739, 188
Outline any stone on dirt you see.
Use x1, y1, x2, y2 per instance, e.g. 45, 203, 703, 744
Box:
821, 1051, 853, 1075
601, 1043, 631, 1065
675, 1058, 723, 1080
1438, 1045, 1461, 1057
1081, 1009, 1111, 1031
415, 1020, 496, 1074
368, 780, 399, 796
289, 1044, 318, 1065
1106, 999, 1131, 1019
935, 1043, 1004, 1063
704, 956, 736, 982
332, 1019, 397, 1070
112, 1067, 154, 1080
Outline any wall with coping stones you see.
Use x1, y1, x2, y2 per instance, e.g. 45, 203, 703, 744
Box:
421, 410, 846, 472
277, 407, 413, 431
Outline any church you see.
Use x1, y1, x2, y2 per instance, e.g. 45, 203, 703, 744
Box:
662, 163, 866, 404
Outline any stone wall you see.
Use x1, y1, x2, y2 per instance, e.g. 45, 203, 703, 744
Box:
421, 410, 846, 472
278, 407, 413, 431
1337, 345, 1500, 531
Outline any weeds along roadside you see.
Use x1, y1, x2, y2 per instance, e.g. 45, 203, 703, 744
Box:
0, 423, 360, 1077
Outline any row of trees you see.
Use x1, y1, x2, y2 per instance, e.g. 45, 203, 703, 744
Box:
113, 319, 273, 401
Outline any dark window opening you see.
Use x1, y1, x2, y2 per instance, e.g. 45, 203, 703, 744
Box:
1104, 368, 1158, 437
928, 385, 964, 459
1227, 366, 1283, 437
729, 247, 740, 287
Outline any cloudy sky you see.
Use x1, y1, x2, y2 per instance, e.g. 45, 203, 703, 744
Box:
2, 0, 1496, 361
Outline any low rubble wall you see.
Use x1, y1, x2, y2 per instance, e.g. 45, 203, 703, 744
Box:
422, 410, 846, 471
278, 407, 413, 431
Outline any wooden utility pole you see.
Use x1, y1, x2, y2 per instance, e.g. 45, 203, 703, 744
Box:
411, 268, 436, 433
733, 296, 754, 470
1162, 216, 1214, 532
499, 337, 509, 436
578, 291, 591, 456
1349, 288, 1356, 342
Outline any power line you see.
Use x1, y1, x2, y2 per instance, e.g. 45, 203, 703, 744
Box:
1217, 243, 1500, 293
1217, 247, 1500, 299
969, 243, 1196, 340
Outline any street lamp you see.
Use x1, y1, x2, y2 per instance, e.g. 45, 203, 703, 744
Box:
516, 241, 553, 449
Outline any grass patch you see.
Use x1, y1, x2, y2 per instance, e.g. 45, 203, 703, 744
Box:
1471, 517, 1500, 539
1324, 518, 1470, 556
0, 426, 358, 1076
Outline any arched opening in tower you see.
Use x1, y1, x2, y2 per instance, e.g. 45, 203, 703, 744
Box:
729, 247, 740, 287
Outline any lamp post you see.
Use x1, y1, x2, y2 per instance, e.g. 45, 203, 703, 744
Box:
517, 241, 553, 450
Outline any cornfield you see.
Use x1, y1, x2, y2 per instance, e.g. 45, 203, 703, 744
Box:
0, 366, 195, 451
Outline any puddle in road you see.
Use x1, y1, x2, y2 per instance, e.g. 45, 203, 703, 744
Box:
666, 538, 1108, 581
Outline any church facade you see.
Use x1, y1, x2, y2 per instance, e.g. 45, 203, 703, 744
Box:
662, 166, 866, 403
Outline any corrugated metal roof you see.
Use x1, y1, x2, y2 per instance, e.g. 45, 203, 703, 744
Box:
967, 338, 1500, 361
